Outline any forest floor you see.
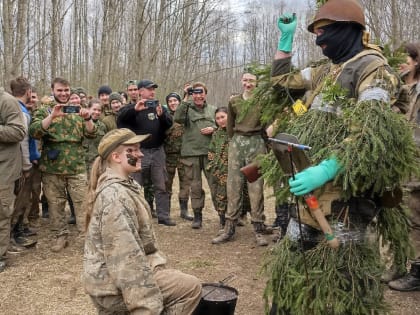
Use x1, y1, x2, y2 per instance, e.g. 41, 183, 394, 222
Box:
1, 183, 420, 315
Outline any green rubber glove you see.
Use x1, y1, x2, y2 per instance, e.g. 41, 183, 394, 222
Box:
277, 13, 297, 53
288, 158, 340, 196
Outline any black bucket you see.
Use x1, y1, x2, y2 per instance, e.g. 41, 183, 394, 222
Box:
193, 282, 239, 315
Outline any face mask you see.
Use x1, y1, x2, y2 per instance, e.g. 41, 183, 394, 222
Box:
315, 22, 364, 64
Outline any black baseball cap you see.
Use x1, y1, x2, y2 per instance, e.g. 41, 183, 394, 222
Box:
137, 80, 158, 89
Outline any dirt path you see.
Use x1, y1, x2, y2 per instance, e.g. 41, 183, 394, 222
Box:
1, 194, 419, 314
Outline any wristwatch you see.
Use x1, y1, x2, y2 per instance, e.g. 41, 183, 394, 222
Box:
84, 115, 92, 121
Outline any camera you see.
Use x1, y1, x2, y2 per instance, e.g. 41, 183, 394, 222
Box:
187, 88, 204, 95
144, 100, 159, 108
62, 105, 81, 114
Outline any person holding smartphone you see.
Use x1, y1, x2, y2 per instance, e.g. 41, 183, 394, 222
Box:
29, 77, 96, 252
117, 80, 175, 226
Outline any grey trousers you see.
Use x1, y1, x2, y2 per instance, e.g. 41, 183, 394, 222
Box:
132, 146, 171, 221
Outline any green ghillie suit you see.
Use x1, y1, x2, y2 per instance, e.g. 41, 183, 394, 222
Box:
244, 3, 419, 311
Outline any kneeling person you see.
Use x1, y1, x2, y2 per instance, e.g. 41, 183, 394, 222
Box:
83, 128, 201, 314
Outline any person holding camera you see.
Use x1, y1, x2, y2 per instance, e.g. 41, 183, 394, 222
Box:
117, 79, 175, 226
29, 77, 96, 252
174, 82, 217, 229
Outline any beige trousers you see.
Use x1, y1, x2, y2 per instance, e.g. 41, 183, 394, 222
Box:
90, 268, 202, 315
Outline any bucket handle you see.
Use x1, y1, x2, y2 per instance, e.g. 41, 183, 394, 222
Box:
202, 273, 236, 299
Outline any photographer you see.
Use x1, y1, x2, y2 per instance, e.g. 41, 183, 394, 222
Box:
29, 77, 96, 252
117, 80, 175, 226
174, 82, 217, 229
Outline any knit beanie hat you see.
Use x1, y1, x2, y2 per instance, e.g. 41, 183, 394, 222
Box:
97, 85, 112, 96
165, 92, 181, 104
109, 92, 123, 104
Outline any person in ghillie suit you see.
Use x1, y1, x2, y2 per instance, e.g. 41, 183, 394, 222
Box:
262, 1, 419, 314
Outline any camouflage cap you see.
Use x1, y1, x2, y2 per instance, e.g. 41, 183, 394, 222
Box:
109, 92, 123, 104
98, 128, 150, 159
75, 87, 87, 96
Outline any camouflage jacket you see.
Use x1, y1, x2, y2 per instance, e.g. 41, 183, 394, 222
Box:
207, 127, 228, 185
83, 168, 165, 313
83, 119, 107, 166
164, 110, 184, 155
29, 104, 97, 175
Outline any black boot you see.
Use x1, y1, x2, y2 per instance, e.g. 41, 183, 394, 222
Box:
67, 190, 76, 224
219, 213, 226, 230
179, 199, 193, 221
191, 209, 202, 229
12, 223, 37, 248
41, 194, 49, 218
389, 262, 420, 291
272, 203, 291, 241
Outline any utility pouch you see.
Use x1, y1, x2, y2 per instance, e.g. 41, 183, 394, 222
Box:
240, 162, 261, 183
47, 149, 61, 160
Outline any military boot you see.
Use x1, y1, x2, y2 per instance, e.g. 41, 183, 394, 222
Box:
51, 235, 69, 252
253, 222, 269, 246
12, 223, 37, 248
212, 219, 236, 244
216, 213, 226, 235
272, 204, 291, 242
191, 208, 202, 229
179, 199, 193, 221
67, 190, 76, 224
388, 262, 420, 291
41, 194, 49, 218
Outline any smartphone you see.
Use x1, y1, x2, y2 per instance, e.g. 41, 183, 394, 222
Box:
62, 105, 81, 114
144, 100, 159, 108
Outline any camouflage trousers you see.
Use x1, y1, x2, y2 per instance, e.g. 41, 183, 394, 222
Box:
209, 174, 227, 215
90, 268, 201, 315
166, 153, 190, 201
226, 134, 266, 222
0, 183, 15, 258
42, 172, 87, 235
181, 155, 215, 210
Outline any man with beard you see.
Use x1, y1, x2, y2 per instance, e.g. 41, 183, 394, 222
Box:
29, 77, 96, 252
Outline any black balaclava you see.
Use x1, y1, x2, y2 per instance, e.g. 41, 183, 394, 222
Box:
315, 22, 364, 64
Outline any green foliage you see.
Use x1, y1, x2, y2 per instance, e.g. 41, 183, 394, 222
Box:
376, 206, 414, 274
263, 238, 387, 315
238, 64, 297, 127
381, 43, 407, 72
336, 99, 419, 199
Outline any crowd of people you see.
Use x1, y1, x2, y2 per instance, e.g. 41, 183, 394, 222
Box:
0, 0, 419, 313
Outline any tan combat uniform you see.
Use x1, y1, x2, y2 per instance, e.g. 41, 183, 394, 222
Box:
83, 168, 201, 314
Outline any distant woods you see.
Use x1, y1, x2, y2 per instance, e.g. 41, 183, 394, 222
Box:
0, 0, 418, 104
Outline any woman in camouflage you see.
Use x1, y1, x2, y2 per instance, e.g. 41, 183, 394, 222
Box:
83, 128, 201, 315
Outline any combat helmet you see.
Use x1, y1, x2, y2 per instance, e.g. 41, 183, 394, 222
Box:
307, 0, 366, 33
